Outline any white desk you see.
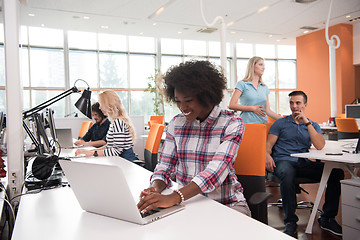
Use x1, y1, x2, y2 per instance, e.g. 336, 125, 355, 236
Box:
11, 156, 294, 240
291, 139, 360, 234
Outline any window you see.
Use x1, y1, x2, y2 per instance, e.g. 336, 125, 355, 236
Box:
2, 26, 295, 124
99, 52, 127, 88
234, 45, 297, 115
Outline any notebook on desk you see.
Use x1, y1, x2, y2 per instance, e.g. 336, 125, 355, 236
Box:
58, 160, 185, 225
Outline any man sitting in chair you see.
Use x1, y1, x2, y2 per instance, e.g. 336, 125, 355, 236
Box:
74, 102, 110, 147
266, 91, 344, 237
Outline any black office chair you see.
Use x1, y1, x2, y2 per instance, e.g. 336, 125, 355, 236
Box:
266, 171, 322, 213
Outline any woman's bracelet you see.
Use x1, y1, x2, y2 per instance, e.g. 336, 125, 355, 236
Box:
173, 189, 185, 204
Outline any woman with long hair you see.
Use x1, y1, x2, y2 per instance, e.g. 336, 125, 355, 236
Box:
75, 90, 138, 161
228, 56, 281, 123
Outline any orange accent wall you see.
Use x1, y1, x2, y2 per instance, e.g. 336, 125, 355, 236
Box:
296, 24, 354, 123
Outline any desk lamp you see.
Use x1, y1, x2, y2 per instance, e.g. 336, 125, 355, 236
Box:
23, 79, 92, 181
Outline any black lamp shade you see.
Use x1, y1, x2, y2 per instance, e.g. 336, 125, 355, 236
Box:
75, 89, 92, 119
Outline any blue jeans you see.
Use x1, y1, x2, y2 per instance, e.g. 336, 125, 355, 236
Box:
273, 158, 344, 224
119, 147, 139, 161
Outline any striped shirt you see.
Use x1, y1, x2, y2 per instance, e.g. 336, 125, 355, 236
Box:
104, 118, 134, 156
151, 105, 247, 207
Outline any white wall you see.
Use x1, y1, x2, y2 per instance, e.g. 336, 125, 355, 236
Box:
54, 116, 145, 159
354, 22, 360, 65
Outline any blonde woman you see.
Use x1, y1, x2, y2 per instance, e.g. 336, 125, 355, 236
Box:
75, 90, 138, 161
228, 56, 281, 123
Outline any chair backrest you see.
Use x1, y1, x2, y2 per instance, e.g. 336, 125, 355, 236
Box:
78, 121, 93, 139
234, 124, 269, 223
149, 115, 164, 125
335, 118, 359, 132
144, 123, 165, 171
267, 116, 277, 124
335, 118, 360, 140
264, 122, 272, 135
234, 124, 266, 177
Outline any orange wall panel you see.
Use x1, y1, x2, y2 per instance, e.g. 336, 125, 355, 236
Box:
296, 24, 354, 123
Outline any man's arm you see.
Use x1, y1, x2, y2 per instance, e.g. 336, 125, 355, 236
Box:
293, 109, 325, 150
306, 123, 325, 150
266, 133, 278, 172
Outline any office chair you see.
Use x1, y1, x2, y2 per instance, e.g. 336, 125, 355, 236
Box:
148, 115, 164, 128
264, 122, 272, 135
335, 117, 360, 140
267, 116, 277, 124
234, 124, 272, 224
266, 171, 320, 211
133, 123, 165, 171
336, 113, 346, 118
78, 121, 93, 139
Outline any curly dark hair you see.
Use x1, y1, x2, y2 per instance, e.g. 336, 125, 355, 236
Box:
92, 102, 106, 119
163, 60, 226, 108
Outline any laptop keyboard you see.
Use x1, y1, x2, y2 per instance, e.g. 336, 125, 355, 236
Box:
141, 209, 160, 218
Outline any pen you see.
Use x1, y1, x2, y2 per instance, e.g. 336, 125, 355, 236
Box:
342, 150, 355, 154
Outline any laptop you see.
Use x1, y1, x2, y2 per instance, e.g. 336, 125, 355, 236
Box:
59, 160, 185, 224
55, 128, 80, 149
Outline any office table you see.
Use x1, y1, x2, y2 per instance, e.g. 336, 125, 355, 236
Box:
291, 139, 360, 234
11, 156, 294, 240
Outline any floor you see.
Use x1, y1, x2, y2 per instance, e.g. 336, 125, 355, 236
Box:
266, 180, 343, 240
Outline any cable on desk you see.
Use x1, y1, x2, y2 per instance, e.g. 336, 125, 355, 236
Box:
341, 142, 356, 149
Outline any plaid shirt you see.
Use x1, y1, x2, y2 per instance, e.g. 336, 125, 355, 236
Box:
151, 105, 246, 206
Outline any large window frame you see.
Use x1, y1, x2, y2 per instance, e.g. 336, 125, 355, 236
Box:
0, 25, 296, 123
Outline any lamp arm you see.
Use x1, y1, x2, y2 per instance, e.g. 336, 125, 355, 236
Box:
23, 120, 43, 154
23, 87, 79, 119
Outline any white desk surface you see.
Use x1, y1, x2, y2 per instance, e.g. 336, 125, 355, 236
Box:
291, 139, 360, 234
12, 156, 294, 240
291, 139, 360, 164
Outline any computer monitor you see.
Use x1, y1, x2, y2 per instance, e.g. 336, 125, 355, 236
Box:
47, 108, 57, 141
33, 113, 53, 155
345, 104, 360, 118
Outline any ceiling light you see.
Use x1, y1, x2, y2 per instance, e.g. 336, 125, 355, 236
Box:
230, 31, 236, 34
152, 22, 157, 26
268, 34, 273, 38
148, 0, 176, 19
239, 38, 244, 41
28, 13, 35, 17
41, 24, 45, 27
226, 21, 235, 27
276, 40, 280, 42
83, 16, 90, 20
139, 32, 144, 35
349, 16, 360, 22
295, 0, 317, 3
101, 26, 109, 29
178, 31, 182, 34
303, 30, 309, 34
257, 6, 269, 13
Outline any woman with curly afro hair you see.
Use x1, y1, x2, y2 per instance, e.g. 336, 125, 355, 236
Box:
138, 60, 250, 216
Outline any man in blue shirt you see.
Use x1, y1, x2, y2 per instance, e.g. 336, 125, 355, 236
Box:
266, 91, 344, 237
74, 102, 110, 147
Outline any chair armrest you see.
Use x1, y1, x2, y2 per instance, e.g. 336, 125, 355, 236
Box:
132, 159, 145, 167
249, 192, 272, 206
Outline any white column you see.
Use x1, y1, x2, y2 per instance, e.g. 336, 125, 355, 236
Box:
3, 0, 24, 198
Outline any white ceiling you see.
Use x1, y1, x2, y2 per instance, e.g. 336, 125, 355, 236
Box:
13, 0, 360, 45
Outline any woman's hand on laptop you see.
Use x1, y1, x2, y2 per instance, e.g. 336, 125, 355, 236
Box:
137, 189, 180, 213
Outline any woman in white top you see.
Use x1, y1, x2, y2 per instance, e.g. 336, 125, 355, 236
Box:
75, 90, 138, 161
228, 56, 281, 124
